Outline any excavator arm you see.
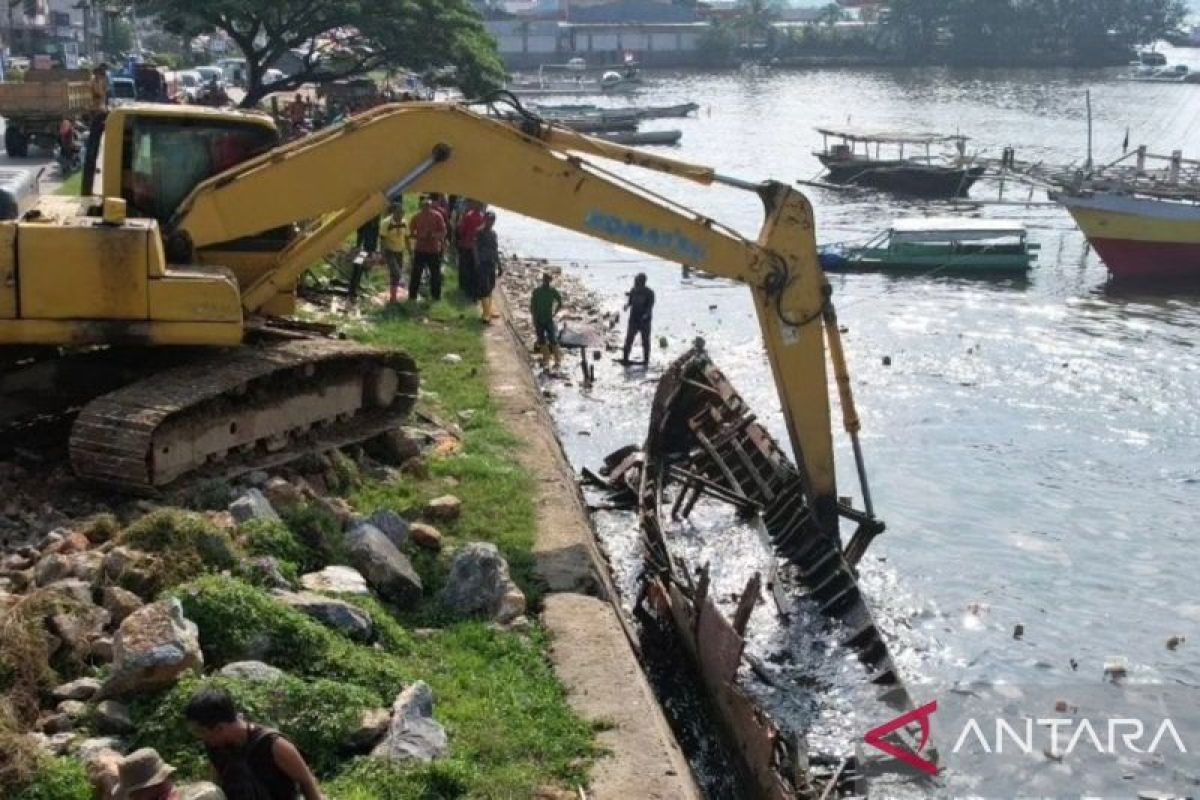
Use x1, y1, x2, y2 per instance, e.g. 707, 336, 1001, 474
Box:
168, 101, 865, 539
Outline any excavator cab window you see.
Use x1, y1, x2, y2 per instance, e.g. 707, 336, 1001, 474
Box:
121, 115, 277, 226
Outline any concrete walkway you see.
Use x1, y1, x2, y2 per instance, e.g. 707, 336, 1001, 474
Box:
483, 290, 699, 800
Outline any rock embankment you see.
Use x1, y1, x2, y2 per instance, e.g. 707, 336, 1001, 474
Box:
0, 422, 531, 799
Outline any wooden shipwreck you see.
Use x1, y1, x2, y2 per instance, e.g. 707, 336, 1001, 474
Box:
590, 343, 930, 799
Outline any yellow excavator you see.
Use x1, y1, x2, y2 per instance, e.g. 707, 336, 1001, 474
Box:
0, 100, 874, 544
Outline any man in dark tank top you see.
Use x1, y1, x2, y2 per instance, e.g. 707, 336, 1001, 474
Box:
185, 687, 323, 800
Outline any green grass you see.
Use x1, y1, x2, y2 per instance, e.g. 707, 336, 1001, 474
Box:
151, 574, 594, 798
158, 274, 589, 797
56, 173, 81, 197
350, 268, 542, 605
13, 758, 90, 800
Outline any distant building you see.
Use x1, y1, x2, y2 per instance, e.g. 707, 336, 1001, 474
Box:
486, 0, 707, 67
2, 0, 96, 63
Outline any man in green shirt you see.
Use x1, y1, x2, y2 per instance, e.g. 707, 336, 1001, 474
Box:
529, 273, 563, 369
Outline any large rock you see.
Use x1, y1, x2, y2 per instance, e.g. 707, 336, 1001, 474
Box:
263, 478, 304, 513
424, 495, 462, 522
33, 553, 72, 586
90, 634, 115, 663
439, 542, 526, 624
99, 598, 203, 698
273, 589, 373, 641
51, 677, 102, 702
83, 745, 123, 799
218, 661, 285, 683
300, 565, 370, 596
96, 700, 134, 735
101, 547, 158, 598
368, 509, 409, 550
370, 681, 448, 763
27, 731, 75, 756
344, 523, 422, 607
56, 700, 88, 722
228, 489, 280, 525
408, 523, 444, 552
38, 712, 73, 734
345, 707, 392, 752
76, 736, 129, 761
44, 577, 94, 606
50, 530, 91, 556
367, 429, 422, 466
101, 586, 144, 625
64, 551, 104, 583
48, 603, 110, 661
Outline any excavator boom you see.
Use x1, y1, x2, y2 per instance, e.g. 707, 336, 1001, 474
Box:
168, 102, 860, 535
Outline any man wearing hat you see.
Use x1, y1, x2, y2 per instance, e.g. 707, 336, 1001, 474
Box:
113, 748, 181, 800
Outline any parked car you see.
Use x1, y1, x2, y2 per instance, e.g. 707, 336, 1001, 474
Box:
174, 70, 203, 101
193, 65, 225, 87
109, 77, 137, 102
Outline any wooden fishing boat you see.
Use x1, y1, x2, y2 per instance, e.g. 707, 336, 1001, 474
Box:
819, 218, 1038, 275
1049, 147, 1200, 283
596, 129, 682, 146
814, 128, 985, 197
533, 102, 700, 120
499, 113, 639, 133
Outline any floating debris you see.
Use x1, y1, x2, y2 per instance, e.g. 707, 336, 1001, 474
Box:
1104, 657, 1129, 680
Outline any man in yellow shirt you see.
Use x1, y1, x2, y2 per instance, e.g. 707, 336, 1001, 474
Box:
81, 63, 108, 195
380, 204, 409, 303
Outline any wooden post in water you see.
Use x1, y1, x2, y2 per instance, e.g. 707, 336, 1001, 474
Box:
1085, 90, 1094, 174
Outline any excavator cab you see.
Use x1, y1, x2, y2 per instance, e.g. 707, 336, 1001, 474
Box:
99, 104, 280, 223
98, 104, 298, 315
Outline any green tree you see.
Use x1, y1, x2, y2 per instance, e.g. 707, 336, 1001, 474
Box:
884, 0, 1186, 64
732, 0, 783, 48
816, 2, 846, 26
101, 15, 134, 56
136, 0, 505, 107
697, 22, 738, 65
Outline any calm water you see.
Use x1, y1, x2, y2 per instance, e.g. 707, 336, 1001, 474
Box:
497, 50, 1200, 796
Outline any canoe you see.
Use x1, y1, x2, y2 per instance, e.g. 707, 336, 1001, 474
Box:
533, 102, 699, 120
596, 129, 682, 146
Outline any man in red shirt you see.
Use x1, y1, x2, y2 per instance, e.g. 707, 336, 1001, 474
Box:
456, 200, 485, 299
409, 196, 448, 301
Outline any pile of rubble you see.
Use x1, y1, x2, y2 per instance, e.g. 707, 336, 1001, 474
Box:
0, 424, 528, 799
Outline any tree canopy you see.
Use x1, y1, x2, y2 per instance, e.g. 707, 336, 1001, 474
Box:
138, 0, 506, 106
883, 0, 1188, 65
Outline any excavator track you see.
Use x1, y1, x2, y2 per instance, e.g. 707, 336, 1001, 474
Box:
68, 338, 419, 493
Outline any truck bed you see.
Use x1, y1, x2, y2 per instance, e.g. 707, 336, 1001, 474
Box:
0, 80, 90, 116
